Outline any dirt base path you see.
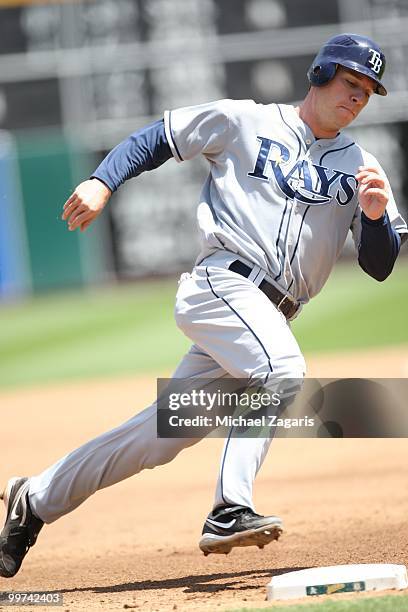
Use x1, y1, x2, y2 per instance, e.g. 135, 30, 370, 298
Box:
1, 346, 407, 611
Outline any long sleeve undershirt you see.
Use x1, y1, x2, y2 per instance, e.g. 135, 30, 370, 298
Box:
358, 210, 401, 281
91, 119, 172, 193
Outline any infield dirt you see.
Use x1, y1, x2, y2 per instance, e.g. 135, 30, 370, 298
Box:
1, 346, 407, 611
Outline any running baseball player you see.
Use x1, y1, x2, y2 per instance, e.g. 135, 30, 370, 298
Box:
1, 33, 407, 577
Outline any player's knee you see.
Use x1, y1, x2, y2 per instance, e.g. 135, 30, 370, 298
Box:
142, 439, 197, 470
174, 296, 185, 323
252, 352, 306, 381
174, 308, 187, 331
174, 300, 194, 335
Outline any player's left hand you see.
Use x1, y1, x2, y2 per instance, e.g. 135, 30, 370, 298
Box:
355, 166, 389, 220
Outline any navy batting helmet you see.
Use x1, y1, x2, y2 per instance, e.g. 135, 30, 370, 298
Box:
307, 33, 387, 96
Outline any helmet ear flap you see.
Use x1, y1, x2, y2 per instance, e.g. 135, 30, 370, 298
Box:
308, 62, 337, 87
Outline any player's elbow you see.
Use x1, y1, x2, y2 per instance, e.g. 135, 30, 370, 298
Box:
358, 248, 397, 282
359, 260, 394, 282
371, 271, 391, 282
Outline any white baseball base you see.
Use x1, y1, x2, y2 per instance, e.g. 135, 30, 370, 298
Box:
267, 564, 408, 600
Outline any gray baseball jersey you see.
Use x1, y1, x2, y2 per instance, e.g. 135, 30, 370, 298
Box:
164, 99, 407, 303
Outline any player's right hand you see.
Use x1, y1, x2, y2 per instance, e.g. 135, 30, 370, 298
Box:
62, 179, 112, 232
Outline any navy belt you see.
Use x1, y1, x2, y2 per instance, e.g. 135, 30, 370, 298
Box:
229, 260, 299, 320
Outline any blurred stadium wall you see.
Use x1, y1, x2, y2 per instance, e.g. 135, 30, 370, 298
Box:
0, 0, 406, 298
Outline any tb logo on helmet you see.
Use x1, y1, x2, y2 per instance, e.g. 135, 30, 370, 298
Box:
307, 33, 387, 96
368, 48, 383, 74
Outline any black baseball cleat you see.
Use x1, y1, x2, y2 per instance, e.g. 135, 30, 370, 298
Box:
0, 477, 44, 578
199, 505, 283, 555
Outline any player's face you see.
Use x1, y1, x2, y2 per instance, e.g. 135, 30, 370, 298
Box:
316, 67, 375, 130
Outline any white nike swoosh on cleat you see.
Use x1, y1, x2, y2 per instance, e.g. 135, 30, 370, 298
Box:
9, 481, 29, 524
206, 517, 236, 529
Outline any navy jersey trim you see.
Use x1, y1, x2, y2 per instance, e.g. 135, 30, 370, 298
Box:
287, 206, 311, 292
205, 267, 274, 385
276, 104, 303, 158
168, 111, 184, 162
319, 142, 355, 166
274, 197, 289, 282
219, 428, 234, 505
290, 206, 310, 265
206, 261, 276, 504
275, 199, 294, 284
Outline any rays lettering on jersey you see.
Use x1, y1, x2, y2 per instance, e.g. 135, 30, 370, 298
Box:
248, 137, 357, 206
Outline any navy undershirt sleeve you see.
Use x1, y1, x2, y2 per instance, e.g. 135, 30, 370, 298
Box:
358, 210, 401, 281
91, 119, 173, 193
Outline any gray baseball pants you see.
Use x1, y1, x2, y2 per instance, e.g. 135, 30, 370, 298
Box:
29, 251, 305, 524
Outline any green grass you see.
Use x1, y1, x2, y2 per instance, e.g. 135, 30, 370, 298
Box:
292, 258, 408, 352
0, 279, 189, 388
0, 259, 407, 389
228, 592, 408, 611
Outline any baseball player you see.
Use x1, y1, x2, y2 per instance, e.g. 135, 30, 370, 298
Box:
1, 33, 407, 578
